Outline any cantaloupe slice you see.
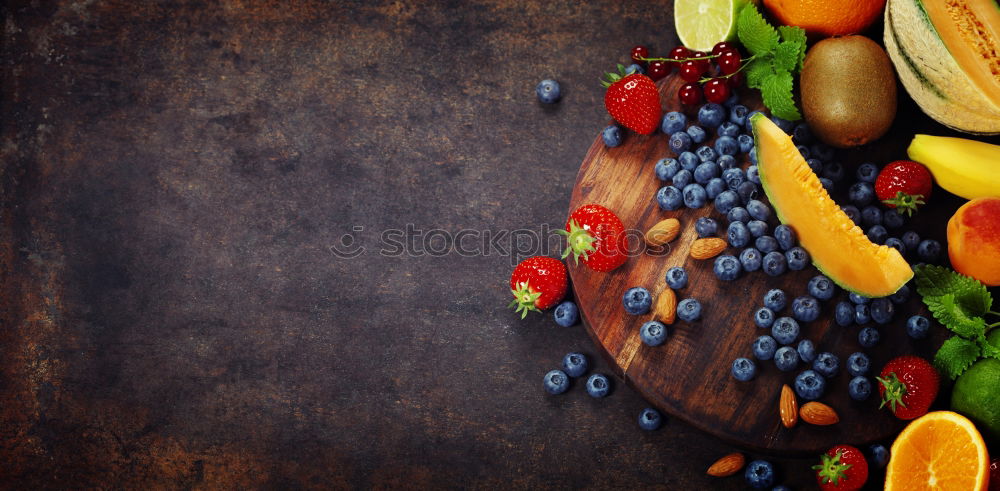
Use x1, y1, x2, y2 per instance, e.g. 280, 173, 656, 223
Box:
752, 114, 913, 297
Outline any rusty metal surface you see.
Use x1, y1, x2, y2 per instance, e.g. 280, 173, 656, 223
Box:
0, 1, 875, 488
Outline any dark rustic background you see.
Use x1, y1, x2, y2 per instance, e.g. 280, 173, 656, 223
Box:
0, 1, 975, 488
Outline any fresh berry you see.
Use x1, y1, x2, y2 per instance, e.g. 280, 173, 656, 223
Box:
807, 275, 836, 301
678, 151, 698, 170
657, 185, 683, 211
717, 50, 742, 74
676, 298, 702, 322
744, 110, 766, 132
869, 444, 889, 469
849, 376, 872, 401
623, 287, 652, 315
746, 165, 760, 184
813, 352, 840, 378
655, 158, 679, 181
630, 45, 649, 64
792, 296, 821, 322
744, 200, 769, 222
858, 327, 879, 348
691, 51, 710, 71
544, 369, 570, 395
672, 169, 693, 189
713, 254, 742, 281
694, 162, 720, 184
697, 103, 726, 128
753, 335, 778, 361
727, 205, 749, 223
819, 177, 835, 192
730, 104, 749, 127
554, 301, 579, 327
714, 190, 740, 214
795, 369, 826, 400
774, 225, 797, 250
901, 230, 920, 254
669, 131, 693, 153
793, 123, 813, 143
870, 297, 894, 325
509, 256, 568, 318
665, 266, 688, 289
797, 339, 817, 363
727, 221, 751, 248
772, 317, 800, 345
798, 145, 812, 159
536, 79, 561, 104
561, 204, 627, 272
586, 373, 611, 398
638, 407, 663, 430
562, 352, 589, 377
740, 247, 763, 272
848, 182, 875, 207
811, 143, 835, 161
856, 162, 878, 183
847, 352, 870, 377
718, 121, 740, 137
602, 125, 623, 147
745, 460, 776, 489
774, 346, 800, 372
841, 205, 861, 226
706, 178, 726, 199
814, 445, 868, 491
754, 307, 775, 329
661, 111, 686, 135
679, 60, 704, 82
732, 357, 757, 381
736, 181, 759, 205
877, 355, 940, 420
704, 78, 730, 104
602, 69, 662, 134
763, 251, 787, 276
917, 239, 941, 262
687, 124, 707, 143
785, 247, 810, 271
854, 304, 871, 325
849, 293, 870, 305
875, 160, 932, 215
860, 206, 883, 228
764, 289, 787, 312
885, 237, 906, 255
683, 183, 708, 208
695, 217, 718, 238
717, 154, 737, 170
640, 320, 668, 346
624, 63, 644, 75
883, 209, 906, 229
669, 46, 692, 61
738, 134, 754, 154
807, 158, 824, 174
835, 301, 854, 326
747, 219, 767, 238
889, 284, 910, 304
647, 60, 670, 81
906, 315, 929, 339
711, 41, 738, 57
822, 161, 845, 182
678, 82, 702, 105
715, 135, 738, 156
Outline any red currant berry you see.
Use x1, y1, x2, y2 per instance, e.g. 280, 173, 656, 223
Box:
718, 50, 742, 75
669, 46, 693, 61
712, 42, 738, 57
727, 71, 744, 89
704, 78, 730, 104
631, 45, 650, 64
692, 51, 710, 72
678, 83, 703, 105
679, 60, 704, 82
647, 60, 670, 81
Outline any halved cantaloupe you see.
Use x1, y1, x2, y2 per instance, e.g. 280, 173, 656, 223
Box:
752, 113, 913, 297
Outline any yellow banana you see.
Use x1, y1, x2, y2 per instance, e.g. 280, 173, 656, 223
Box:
907, 135, 1000, 200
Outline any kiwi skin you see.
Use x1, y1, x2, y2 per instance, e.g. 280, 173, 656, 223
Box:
801, 35, 897, 148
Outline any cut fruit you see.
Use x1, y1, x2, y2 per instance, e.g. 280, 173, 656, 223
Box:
886, 411, 990, 491
674, 0, 748, 52
752, 113, 912, 297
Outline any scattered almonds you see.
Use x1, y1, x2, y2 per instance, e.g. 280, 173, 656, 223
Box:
706, 452, 745, 477
654, 287, 677, 324
779, 384, 798, 429
644, 218, 681, 246
689, 237, 727, 260
800, 401, 839, 426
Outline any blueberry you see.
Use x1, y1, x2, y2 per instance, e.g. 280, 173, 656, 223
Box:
856, 162, 879, 183
536, 79, 561, 103
785, 247, 810, 271
624, 63, 644, 75
764, 289, 787, 312
795, 369, 826, 400
866, 224, 888, 244
861, 206, 883, 227
793, 123, 813, 144
901, 230, 921, 254
736, 181, 759, 205
638, 407, 663, 431
713, 254, 742, 281
544, 370, 570, 395
728, 221, 751, 248
754, 307, 775, 329
694, 162, 721, 184
554, 301, 579, 327
586, 373, 611, 398
727, 206, 750, 224
772, 317, 800, 345
870, 444, 890, 468
774, 225, 797, 250
640, 320, 668, 346
907, 315, 930, 339
797, 339, 816, 363
661, 111, 687, 135
656, 185, 683, 211
687, 124, 707, 144
847, 352, 870, 377
718, 122, 740, 138
849, 293, 870, 305
841, 205, 861, 226
705, 178, 726, 199
807, 275, 837, 301
770, 115, 795, 134
858, 326, 880, 348
745, 460, 775, 489
672, 169, 693, 189
717, 154, 737, 170
855, 304, 871, 324
746, 200, 770, 222
738, 134, 754, 153
835, 301, 855, 326
698, 103, 726, 128
730, 105, 749, 127
679, 151, 700, 171
562, 352, 589, 378
763, 251, 787, 276
813, 352, 839, 378
602, 125, 623, 147
753, 335, 778, 360
806, 158, 824, 174
755, 235, 779, 253
623, 287, 652, 315
714, 190, 740, 214
811, 143, 835, 161
665, 267, 688, 289
822, 161, 845, 182
740, 247, 763, 272
746, 165, 760, 184
655, 158, 680, 181
889, 284, 910, 304
849, 376, 872, 401
819, 178, 835, 192
695, 145, 718, 163
677, 298, 702, 322
695, 217, 718, 238
774, 346, 800, 372
885, 237, 906, 255
749, 146, 758, 164
917, 239, 941, 262
870, 297, 894, 324
715, 135, 738, 156
722, 167, 745, 191
683, 183, 708, 208
747, 220, 768, 238
797, 145, 811, 159
731, 357, 757, 381
745, 110, 766, 133
848, 182, 875, 207
883, 209, 906, 229
669, 131, 692, 153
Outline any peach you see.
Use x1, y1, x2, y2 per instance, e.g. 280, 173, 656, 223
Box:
948, 197, 1000, 286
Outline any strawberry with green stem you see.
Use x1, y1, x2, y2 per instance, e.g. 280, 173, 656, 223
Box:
875, 160, 933, 216
559, 204, 627, 272
877, 355, 940, 420
813, 445, 868, 491
508, 256, 567, 319
602, 65, 661, 135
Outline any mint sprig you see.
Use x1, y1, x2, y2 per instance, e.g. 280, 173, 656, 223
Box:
736, 4, 805, 121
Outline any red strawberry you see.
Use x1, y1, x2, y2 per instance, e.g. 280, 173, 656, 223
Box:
875, 160, 933, 216
813, 445, 868, 491
559, 204, 627, 272
509, 256, 567, 318
602, 66, 662, 135
877, 355, 940, 420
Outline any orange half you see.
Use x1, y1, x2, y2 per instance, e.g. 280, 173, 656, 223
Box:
886, 411, 990, 490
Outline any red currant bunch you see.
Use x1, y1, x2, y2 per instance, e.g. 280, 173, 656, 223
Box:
624, 42, 747, 103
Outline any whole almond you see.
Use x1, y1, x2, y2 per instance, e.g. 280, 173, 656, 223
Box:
689, 237, 727, 260
779, 384, 798, 429
706, 452, 745, 477
800, 402, 839, 425
645, 218, 680, 246
654, 287, 677, 324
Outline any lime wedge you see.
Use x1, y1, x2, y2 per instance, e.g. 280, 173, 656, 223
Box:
674, 0, 748, 52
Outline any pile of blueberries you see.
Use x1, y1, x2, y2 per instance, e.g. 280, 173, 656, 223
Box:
621, 278, 703, 347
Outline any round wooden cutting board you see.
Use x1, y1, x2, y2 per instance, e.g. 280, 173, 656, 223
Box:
568, 74, 948, 455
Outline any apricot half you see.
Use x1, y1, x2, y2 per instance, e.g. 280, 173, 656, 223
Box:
948, 197, 1000, 286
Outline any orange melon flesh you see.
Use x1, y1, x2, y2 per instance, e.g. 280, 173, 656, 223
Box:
923, 0, 1000, 107
752, 114, 913, 297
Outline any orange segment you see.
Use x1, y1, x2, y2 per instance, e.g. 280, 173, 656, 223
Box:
763, 0, 886, 37
886, 411, 990, 491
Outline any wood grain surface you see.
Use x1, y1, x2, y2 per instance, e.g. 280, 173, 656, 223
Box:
568, 74, 949, 455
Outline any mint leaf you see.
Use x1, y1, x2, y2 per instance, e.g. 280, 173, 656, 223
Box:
777, 26, 807, 71
934, 335, 981, 380
927, 293, 987, 339
914, 264, 990, 315
914, 264, 954, 297
744, 59, 774, 89
773, 42, 799, 73
760, 69, 801, 121
737, 4, 779, 55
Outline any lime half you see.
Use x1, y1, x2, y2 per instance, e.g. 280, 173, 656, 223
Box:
674, 0, 748, 52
